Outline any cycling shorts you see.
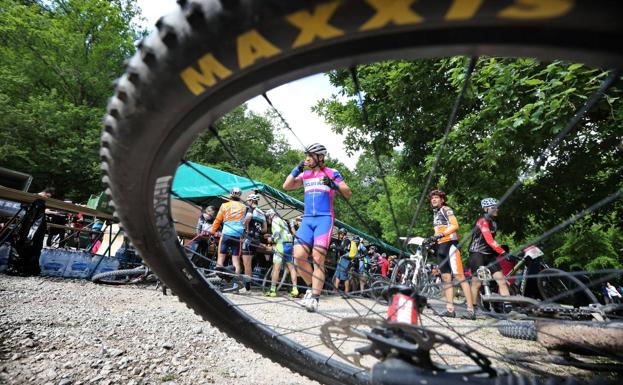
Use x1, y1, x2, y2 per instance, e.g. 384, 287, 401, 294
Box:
273, 242, 293, 265
469, 252, 502, 275
436, 241, 464, 275
294, 216, 334, 250
219, 234, 242, 257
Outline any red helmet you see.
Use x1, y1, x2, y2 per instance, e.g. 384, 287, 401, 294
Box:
429, 189, 446, 199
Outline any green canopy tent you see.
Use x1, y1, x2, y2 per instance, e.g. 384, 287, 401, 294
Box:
172, 161, 406, 256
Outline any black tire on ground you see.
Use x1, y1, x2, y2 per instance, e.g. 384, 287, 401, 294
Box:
91, 266, 147, 285
497, 320, 537, 341
537, 268, 599, 306
100, 1, 623, 384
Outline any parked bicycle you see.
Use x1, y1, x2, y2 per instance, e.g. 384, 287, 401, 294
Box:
390, 237, 442, 299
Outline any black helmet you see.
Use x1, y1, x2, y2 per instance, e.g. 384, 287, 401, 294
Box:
338, 228, 347, 235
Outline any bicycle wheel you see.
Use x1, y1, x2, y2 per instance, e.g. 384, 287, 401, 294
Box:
261, 264, 289, 293
91, 266, 147, 285
390, 259, 415, 286
101, 1, 623, 384
537, 268, 600, 306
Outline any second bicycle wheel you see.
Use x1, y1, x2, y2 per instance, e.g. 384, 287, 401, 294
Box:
101, 1, 623, 384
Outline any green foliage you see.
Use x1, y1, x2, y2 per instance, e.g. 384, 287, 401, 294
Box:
315, 57, 623, 260
0, 0, 142, 200
553, 215, 623, 272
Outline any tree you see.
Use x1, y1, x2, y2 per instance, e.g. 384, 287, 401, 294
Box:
314, 58, 623, 257
0, 0, 142, 200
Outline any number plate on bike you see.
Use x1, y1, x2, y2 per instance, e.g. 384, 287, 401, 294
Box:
387, 294, 418, 324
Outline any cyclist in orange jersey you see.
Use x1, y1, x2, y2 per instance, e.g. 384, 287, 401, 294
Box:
211, 187, 246, 275
427, 190, 475, 320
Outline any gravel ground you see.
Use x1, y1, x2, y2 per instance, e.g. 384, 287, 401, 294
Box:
1, 274, 597, 385
0, 275, 319, 385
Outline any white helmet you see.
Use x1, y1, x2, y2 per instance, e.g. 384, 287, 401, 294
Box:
265, 209, 276, 217
230, 187, 242, 198
305, 143, 327, 156
481, 197, 499, 209
247, 193, 260, 203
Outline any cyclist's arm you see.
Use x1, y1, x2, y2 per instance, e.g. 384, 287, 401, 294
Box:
336, 180, 352, 199
210, 208, 224, 235
476, 217, 504, 254
283, 174, 303, 190
440, 207, 459, 236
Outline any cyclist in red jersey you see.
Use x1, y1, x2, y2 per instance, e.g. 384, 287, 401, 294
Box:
468, 198, 511, 307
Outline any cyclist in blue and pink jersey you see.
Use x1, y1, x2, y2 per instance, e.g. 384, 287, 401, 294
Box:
283, 143, 352, 312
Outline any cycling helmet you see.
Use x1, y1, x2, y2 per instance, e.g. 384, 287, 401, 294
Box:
305, 143, 328, 156
230, 187, 242, 198
247, 193, 260, 203
265, 209, 276, 217
369, 245, 377, 252
481, 197, 499, 209
429, 189, 446, 199
338, 228, 347, 235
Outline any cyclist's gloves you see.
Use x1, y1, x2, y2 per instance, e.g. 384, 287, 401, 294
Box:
321, 176, 339, 190
501, 252, 514, 261
291, 160, 306, 177
425, 234, 443, 244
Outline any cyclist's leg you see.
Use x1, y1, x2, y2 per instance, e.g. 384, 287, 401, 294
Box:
283, 243, 298, 295
293, 220, 314, 287
438, 243, 455, 312
469, 253, 484, 305
271, 259, 282, 291
216, 236, 228, 268
492, 271, 510, 296
450, 244, 473, 311
230, 237, 242, 274
241, 241, 253, 283
310, 217, 334, 297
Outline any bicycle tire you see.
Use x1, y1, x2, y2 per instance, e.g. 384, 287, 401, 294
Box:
390, 259, 415, 286
537, 268, 599, 306
497, 320, 537, 341
261, 265, 289, 293
91, 266, 147, 285
100, 1, 623, 384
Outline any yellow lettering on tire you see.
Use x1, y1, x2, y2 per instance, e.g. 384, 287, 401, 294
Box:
360, 0, 423, 31
180, 53, 232, 96
446, 0, 484, 20
286, 1, 344, 48
237, 29, 282, 69
499, 0, 573, 19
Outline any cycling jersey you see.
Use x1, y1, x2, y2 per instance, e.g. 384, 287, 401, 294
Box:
271, 216, 293, 245
245, 207, 266, 241
211, 200, 245, 237
468, 215, 504, 255
432, 206, 459, 243
300, 167, 343, 217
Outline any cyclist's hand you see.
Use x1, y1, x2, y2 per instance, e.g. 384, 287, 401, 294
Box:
291, 160, 306, 177
321, 176, 339, 190
425, 235, 439, 244
501, 252, 514, 261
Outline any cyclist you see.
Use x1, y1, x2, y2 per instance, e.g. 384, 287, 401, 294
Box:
283, 143, 352, 312
191, 206, 216, 255
210, 187, 246, 276
358, 245, 376, 294
333, 228, 352, 293
469, 197, 511, 308
427, 189, 475, 319
242, 193, 267, 290
264, 209, 298, 298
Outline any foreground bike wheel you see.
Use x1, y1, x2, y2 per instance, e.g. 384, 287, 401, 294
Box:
101, 1, 623, 384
